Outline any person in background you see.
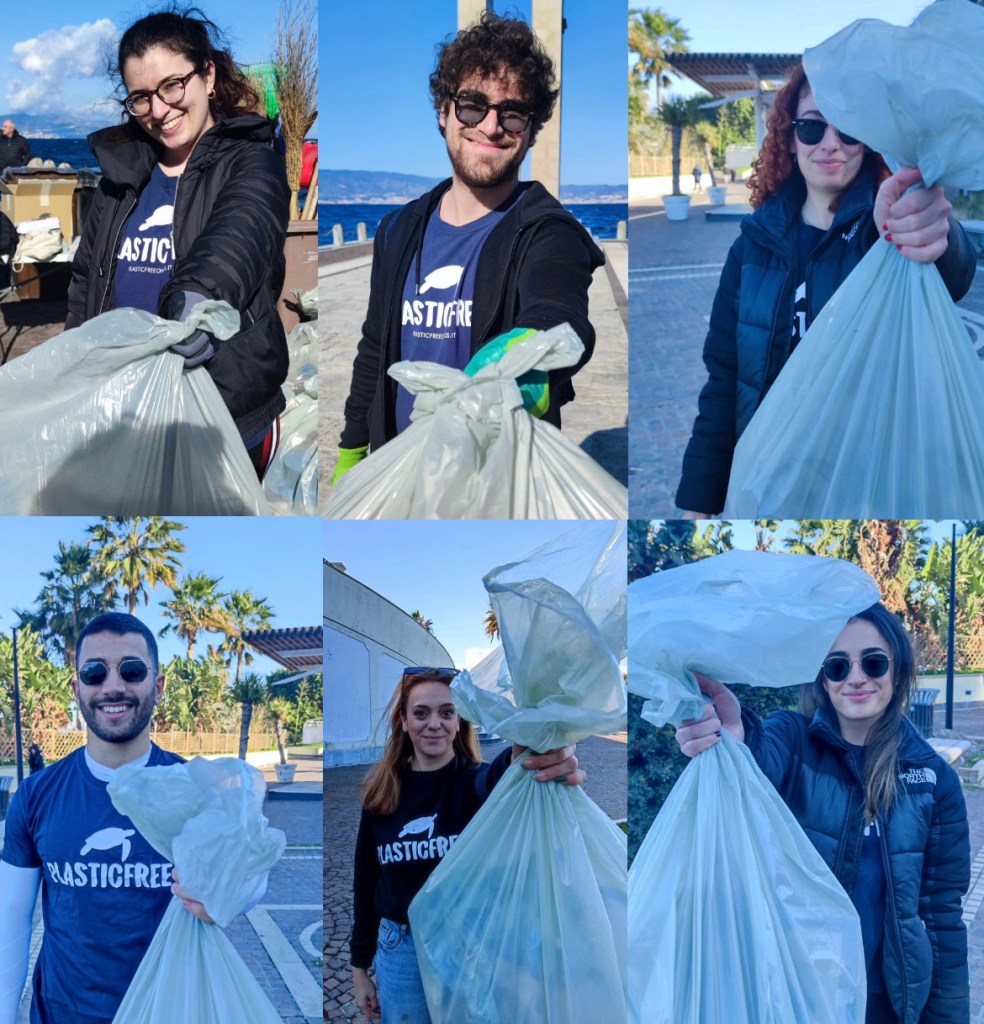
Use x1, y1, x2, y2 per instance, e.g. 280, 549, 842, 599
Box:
0, 120, 32, 170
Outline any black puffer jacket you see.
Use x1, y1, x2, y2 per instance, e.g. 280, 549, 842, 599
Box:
0, 130, 32, 169
743, 706, 970, 1024
676, 163, 977, 514
339, 179, 605, 451
66, 115, 289, 441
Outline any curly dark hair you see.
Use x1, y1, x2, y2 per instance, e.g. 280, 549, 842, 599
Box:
429, 11, 558, 141
748, 63, 889, 210
112, 4, 261, 122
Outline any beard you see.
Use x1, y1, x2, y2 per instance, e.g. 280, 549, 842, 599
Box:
78, 691, 156, 745
445, 131, 526, 190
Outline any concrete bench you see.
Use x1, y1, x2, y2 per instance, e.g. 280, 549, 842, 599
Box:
960, 219, 984, 257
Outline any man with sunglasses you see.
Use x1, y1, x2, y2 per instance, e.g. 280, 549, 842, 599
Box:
0, 612, 244, 1024
334, 11, 605, 481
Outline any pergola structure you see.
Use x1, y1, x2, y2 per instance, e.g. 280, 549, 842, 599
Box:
242, 625, 323, 685
666, 53, 801, 150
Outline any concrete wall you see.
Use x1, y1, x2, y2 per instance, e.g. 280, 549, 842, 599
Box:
918, 674, 984, 703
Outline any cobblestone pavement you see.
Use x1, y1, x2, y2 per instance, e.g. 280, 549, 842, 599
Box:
0, 295, 66, 364
628, 182, 984, 519
319, 238, 629, 510
324, 733, 627, 1022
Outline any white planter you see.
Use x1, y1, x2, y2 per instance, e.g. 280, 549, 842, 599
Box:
708, 185, 728, 206
662, 194, 691, 221
275, 763, 296, 783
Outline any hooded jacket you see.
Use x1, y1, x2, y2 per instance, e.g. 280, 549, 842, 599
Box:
676, 163, 977, 514
743, 706, 970, 1024
66, 114, 289, 441
339, 179, 606, 451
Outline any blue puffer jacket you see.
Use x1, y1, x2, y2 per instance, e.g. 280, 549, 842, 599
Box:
676, 163, 977, 514
743, 706, 970, 1024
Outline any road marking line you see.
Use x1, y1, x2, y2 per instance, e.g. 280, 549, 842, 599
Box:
300, 921, 322, 960
630, 271, 724, 282
248, 904, 324, 1017
962, 842, 984, 926
631, 262, 725, 274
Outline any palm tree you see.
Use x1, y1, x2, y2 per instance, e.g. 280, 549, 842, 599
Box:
159, 572, 231, 660
483, 604, 499, 643
231, 672, 267, 760
155, 653, 227, 733
267, 696, 294, 766
219, 590, 275, 682
656, 95, 704, 196
88, 517, 186, 614
411, 611, 433, 634
628, 8, 690, 112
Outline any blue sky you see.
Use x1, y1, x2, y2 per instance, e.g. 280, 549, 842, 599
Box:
686, 520, 962, 550
324, 0, 626, 185
0, 517, 322, 676
1, 2, 294, 131
324, 520, 619, 670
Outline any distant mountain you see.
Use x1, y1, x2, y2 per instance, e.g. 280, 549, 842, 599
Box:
2, 113, 104, 138
321, 169, 627, 204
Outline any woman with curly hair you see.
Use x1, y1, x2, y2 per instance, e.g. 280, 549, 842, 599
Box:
350, 668, 584, 1022
67, 5, 290, 479
675, 64, 977, 517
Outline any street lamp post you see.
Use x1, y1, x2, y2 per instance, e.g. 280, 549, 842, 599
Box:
13, 626, 24, 784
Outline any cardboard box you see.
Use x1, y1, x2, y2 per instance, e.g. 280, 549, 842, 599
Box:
0, 174, 78, 243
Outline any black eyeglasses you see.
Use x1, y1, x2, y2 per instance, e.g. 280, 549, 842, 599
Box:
821, 653, 892, 683
403, 666, 458, 680
452, 92, 532, 134
791, 118, 861, 148
122, 68, 203, 116
78, 658, 152, 686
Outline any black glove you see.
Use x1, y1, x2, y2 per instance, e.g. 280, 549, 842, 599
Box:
162, 289, 215, 368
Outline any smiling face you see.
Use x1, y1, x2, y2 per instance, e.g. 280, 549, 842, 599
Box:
439, 68, 533, 192
401, 681, 460, 770
791, 85, 865, 204
122, 45, 215, 171
73, 631, 164, 762
822, 618, 895, 744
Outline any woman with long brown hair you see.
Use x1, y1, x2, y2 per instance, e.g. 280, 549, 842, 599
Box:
675, 603, 970, 1024
675, 64, 976, 516
350, 668, 583, 1023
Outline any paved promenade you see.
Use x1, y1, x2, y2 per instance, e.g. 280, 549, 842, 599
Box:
319, 237, 628, 508
628, 181, 984, 518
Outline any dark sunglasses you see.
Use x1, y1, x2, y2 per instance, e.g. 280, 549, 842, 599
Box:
821, 653, 892, 683
403, 666, 458, 680
791, 118, 861, 147
78, 658, 151, 686
452, 92, 532, 134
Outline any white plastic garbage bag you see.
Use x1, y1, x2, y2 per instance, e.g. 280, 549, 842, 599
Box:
725, 0, 984, 518
325, 323, 628, 519
628, 551, 878, 1024
0, 301, 269, 514
409, 523, 627, 1024
107, 757, 286, 1024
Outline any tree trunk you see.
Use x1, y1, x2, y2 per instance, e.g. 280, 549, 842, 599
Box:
671, 124, 682, 195
274, 720, 287, 765
238, 700, 253, 760
703, 139, 718, 187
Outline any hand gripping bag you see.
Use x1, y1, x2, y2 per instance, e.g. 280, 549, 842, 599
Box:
106, 757, 287, 1024
324, 323, 628, 519
408, 522, 628, 1024
0, 301, 269, 514
627, 550, 880, 1024
725, 0, 984, 518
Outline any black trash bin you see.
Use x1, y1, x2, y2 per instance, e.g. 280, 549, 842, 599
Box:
0, 775, 11, 820
907, 688, 939, 738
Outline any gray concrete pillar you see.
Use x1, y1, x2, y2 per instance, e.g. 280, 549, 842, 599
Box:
531, 0, 563, 199
357, 222, 368, 242
458, 0, 489, 28
332, 223, 344, 247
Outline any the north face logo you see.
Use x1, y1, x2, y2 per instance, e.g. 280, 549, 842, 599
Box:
898, 767, 937, 786
80, 827, 136, 861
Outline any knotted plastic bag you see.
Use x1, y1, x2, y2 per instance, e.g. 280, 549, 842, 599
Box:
628, 550, 879, 1024
0, 301, 269, 514
325, 323, 628, 519
107, 757, 286, 1024
725, 0, 984, 517
408, 523, 627, 1024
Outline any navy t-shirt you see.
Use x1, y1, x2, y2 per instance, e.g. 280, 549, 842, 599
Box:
2, 744, 184, 1024
113, 165, 178, 315
790, 220, 825, 352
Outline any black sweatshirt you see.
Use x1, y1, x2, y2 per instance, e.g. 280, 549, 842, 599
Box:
350, 749, 512, 969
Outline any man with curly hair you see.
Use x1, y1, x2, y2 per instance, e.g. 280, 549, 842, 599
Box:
334, 11, 605, 480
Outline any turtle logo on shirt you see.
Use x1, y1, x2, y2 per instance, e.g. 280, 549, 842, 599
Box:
80, 827, 136, 862
398, 814, 438, 840
139, 204, 174, 231
419, 265, 463, 294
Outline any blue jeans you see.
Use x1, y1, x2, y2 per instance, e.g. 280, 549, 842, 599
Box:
374, 918, 430, 1024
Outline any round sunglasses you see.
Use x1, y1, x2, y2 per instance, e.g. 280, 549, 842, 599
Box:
452, 92, 532, 134
78, 657, 151, 686
791, 118, 861, 148
821, 653, 892, 683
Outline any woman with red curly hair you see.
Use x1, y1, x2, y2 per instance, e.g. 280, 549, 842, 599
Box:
676, 64, 977, 517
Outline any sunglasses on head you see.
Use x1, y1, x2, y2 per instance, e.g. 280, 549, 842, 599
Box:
78, 658, 151, 686
451, 92, 532, 134
791, 118, 861, 147
821, 653, 892, 683
403, 666, 458, 681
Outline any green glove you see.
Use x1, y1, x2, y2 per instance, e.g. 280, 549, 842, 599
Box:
463, 327, 550, 418
332, 445, 369, 484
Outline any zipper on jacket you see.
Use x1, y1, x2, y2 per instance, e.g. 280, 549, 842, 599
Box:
878, 813, 909, 1023
98, 194, 137, 315
471, 229, 524, 351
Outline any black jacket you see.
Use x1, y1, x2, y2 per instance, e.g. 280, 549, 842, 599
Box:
0, 131, 32, 169
744, 706, 970, 1024
339, 179, 606, 450
66, 115, 290, 441
676, 165, 977, 514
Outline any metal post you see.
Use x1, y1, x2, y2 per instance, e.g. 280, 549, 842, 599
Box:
946, 523, 956, 731
13, 627, 24, 784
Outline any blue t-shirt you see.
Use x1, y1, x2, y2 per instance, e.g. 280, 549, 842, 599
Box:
395, 186, 526, 433
113, 165, 178, 314
2, 744, 184, 1024
790, 220, 825, 352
